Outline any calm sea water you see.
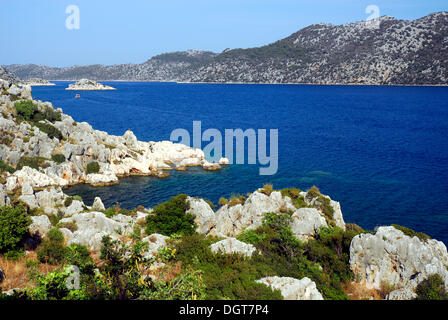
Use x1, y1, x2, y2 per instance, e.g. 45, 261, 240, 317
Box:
32, 82, 448, 244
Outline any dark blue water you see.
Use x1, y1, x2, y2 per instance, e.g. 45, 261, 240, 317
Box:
32, 81, 448, 244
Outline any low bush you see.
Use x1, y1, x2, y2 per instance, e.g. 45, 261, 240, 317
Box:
14, 100, 61, 123
260, 184, 274, 196
0, 205, 31, 254
145, 194, 196, 236
64, 197, 73, 207
415, 275, 448, 300
218, 197, 228, 206
391, 224, 431, 241
37, 228, 68, 265
86, 161, 100, 174
281, 187, 307, 208
0, 159, 15, 173
51, 153, 66, 164
306, 186, 334, 220
34, 122, 63, 140
16, 156, 48, 170
174, 234, 282, 300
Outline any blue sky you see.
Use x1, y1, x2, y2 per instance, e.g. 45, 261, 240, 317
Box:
1, 0, 447, 67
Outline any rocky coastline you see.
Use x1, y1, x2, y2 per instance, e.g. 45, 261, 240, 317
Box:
0, 68, 447, 301
0, 78, 227, 194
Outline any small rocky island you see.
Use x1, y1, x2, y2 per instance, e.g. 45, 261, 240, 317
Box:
21, 78, 55, 86
66, 78, 116, 91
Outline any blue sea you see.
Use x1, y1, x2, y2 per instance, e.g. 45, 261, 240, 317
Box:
32, 82, 448, 244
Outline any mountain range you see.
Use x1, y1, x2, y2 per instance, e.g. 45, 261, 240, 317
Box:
4, 12, 448, 85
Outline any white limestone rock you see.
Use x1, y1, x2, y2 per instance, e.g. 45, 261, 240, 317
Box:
350, 226, 448, 299
6, 166, 56, 192
214, 191, 296, 237
62, 211, 132, 251
29, 215, 52, 237
186, 197, 216, 234
142, 233, 169, 259
210, 238, 256, 257
290, 208, 328, 242
91, 197, 106, 211
256, 276, 324, 300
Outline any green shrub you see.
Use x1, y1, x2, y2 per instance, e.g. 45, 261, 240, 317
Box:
0, 205, 31, 253
34, 122, 63, 140
260, 184, 274, 196
391, 224, 431, 241
16, 156, 48, 170
64, 197, 73, 207
281, 187, 307, 209
94, 236, 149, 299
415, 275, 448, 300
306, 186, 334, 220
37, 228, 68, 265
65, 244, 95, 275
86, 161, 100, 174
218, 197, 228, 206
141, 267, 207, 300
145, 194, 196, 236
0, 160, 15, 173
14, 100, 37, 121
174, 234, 282, 300
27, 268, 87, 300
237, 229, 266, 245
14, 100, 61, 123
51, 153, 66, 164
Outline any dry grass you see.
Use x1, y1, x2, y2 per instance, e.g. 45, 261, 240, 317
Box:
0, 252, 58, 291
151, 261, 183, 282
343, 281, 383, 300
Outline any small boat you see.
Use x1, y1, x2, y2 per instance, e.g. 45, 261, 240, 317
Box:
75, 94, 80, 98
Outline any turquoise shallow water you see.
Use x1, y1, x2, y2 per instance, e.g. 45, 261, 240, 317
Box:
32, 82, 448, 244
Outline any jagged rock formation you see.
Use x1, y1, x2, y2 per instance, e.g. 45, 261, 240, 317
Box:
350, 226, 448, 300
187, 188, 345, 239
256, 276, 324, 300
4, 13, 448, 85
66, 79, 116, 90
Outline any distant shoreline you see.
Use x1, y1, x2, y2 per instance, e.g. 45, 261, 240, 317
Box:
47, 79, 448, 87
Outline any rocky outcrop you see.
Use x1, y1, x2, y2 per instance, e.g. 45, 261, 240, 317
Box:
212, 191, 296, 237
256, 276, 324, 300
91, 197, 105, 211
350, 226, 448, 300
141, 233, 169, 259
210, 238, 256, 257
186, 197, 216, 234
290, 208, 328, 242
66, 79, 116, 90
60, 211, 135, 251
29, 215, 52, 237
